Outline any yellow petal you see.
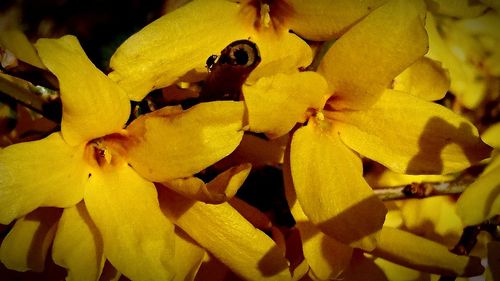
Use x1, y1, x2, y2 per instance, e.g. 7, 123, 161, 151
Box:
52, 202, 104, 281
318, 0, 428, 110
372, 256, 428, 281
288, 0, 387, 40
109, 0, 248, 101
482, 122, 500, 148
0, 28, 45, 69
426, 0, 488, 18
331, 89, 492, 175
0, 133, 88, 224
288, 197, 353, 280
229, 197, 272, 230
35, 35, 130, 145
456, 159, 500, 226
172, 228, 205, 281
393, 57, 450, 101
125, 101, 245, 182
290, 121, 387, 250
426, 13, 486, 110
243, 71, 327, 138
372, 227, 484, 277
159, 187, 291, 281
247, 32, 313, 82
162, 163, 251, 204
84, 164, 175, 281
0, 208, 61, 272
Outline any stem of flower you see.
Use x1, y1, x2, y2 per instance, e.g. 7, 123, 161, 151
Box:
0, 73, 61, 122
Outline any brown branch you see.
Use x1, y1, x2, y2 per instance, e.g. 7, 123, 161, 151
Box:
374, 176, 474, 201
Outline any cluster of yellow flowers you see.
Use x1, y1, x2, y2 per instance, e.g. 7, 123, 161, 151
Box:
0, 0, 498, 280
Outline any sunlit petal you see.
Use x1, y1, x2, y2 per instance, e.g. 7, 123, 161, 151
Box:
318, 0, 428, 109
162, 163, 251, 204
290, 198, 353, 280
0, 133, 88, 224
288, 0, 387, 40
0, 208, 61, 272
482, 122, 500, 148
456, 157, 500, 226
52, 202, 104, 281
331, 89, 492, 174
109, 0, 249, 101
125, 101, 245, 182
159, 187, 291, 281
393, 57, 450, 101
84, 164, 175, 281
172, 228, 205, 281
290, 121, 387, 250
248, 32, 313, 82
35, 35, 130, 145
243, 71, 327, 138
372, 227, 484, 277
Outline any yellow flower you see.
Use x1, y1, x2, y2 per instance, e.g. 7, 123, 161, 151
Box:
108, 0, 388, 101
0, 35, 258, 280
281, 0, 490, 278
456, 123, 500, 226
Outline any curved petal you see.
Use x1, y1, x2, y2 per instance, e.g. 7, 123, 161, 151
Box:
0, 208, 61, 272
456, 157, 500, 226
372, 227, 484, 277
482, 122, 500, 148
159, 187, 291, 281
393, 57, 450, 101
243, 71, 327, 138
318, 0, 428, 110
52, 202, 104, 281
162, 163, 251, 204
172, 228, 205, 281
0, 28, 45, 69
331, 89, 492, 174
287, 0, 387, 40
290, 199, 353, 280
84, 164, 175, 281
247, 32, 313, 82
125, 101, 245, 182
290, 121, 387, 250
109, 0, 249, 101
35, 35, 130, 145
0, 133, 88, 224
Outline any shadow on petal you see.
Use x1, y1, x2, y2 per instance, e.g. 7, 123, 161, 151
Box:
406, 117, 492, 174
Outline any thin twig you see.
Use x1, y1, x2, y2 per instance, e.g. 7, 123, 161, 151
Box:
0, 72, 61, 122
374, 176, 474, 201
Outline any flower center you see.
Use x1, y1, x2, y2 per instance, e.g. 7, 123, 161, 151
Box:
242, 0, 294, 32
85, 134, 128, 168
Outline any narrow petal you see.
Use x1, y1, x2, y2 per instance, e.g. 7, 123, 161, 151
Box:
109, 0, 248, 101
318, 0, 428, 109
125, 101, 245, 182
52, 202, 104, 281
35, 35, 130, 145
331, 89, 492, 175
290, 121, 387, 250
393, 57, 450, 101
0, 133, 88, 224
0, 208, 61, 272
84, 164, 175, 281
288, 0, 387, 40
159, 187, 291, 281
0, 28, 45, 69
243, 71, 327, 138
291, 200, 353, 280
456, 157, 500, 226
372, 227, 484, 277
172, 228, 205, 281
161, 163, 251, 204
